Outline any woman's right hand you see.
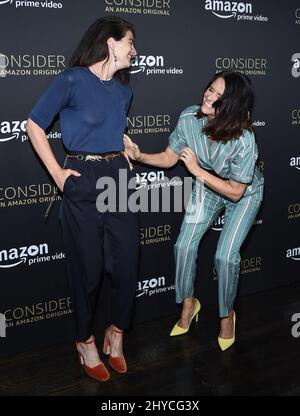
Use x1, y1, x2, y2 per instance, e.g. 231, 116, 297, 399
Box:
53, 168, 81, 192
123, 134, 142, 161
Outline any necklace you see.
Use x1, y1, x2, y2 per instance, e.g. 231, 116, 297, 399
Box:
89, 66, 115, 92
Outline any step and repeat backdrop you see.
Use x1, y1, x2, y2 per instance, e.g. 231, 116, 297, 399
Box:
0, 0, 299, 355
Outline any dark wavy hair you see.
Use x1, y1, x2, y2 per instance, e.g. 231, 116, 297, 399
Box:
196, 71, 254, 142
69, 16, 135, 84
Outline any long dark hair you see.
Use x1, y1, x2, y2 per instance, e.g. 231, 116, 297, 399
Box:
196, 71, 254, 142
69, 16, 135, 84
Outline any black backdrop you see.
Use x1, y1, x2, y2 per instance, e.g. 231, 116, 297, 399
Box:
0, 0, 299, 356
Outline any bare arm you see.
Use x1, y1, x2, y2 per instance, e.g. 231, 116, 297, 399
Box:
138, 146, 179, 168
197, 172, 246, 202
26, 118, 80, 191
123, 134, 179, 169
180, 147, 247, 202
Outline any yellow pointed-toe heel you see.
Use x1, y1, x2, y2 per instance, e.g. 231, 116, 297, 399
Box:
218, 311, 236, 351
170, 298, 201, 336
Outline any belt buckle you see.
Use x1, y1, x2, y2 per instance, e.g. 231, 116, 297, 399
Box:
77, 154, 84, 161
83, 153, 119, 162
85, 155, 101, 162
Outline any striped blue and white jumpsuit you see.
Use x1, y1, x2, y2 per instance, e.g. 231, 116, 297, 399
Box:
169, 105, 264, 317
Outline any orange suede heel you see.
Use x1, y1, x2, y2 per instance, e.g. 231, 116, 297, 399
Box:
103, 326, 127, 373
76, 338, 110, 382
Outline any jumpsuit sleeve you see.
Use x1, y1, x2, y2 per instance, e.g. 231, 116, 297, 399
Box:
168, 112, 188, 155
28, 71, 71, 130
229, 130, 258, 184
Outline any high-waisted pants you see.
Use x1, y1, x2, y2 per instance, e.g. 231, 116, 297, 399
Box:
60, 154, 139, 341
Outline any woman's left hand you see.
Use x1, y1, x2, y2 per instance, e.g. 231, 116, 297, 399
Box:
179, 147, 201, 177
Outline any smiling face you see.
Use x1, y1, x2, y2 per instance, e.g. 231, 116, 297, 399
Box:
201, 77, 225, 119
112, 30, 137, 69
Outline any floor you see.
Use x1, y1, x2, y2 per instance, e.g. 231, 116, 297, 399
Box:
0, 283, 300, 397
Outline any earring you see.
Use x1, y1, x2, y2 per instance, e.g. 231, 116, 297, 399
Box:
113, 50, 118, 68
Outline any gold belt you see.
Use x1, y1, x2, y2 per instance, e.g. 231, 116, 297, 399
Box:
44, 151, 123, 221
66, 152, 123, 162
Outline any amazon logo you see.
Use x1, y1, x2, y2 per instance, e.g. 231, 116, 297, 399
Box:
136, 276, 166, 298
0, 243, 49, 268
130, 55, 164, 74
0, 120, 28, 143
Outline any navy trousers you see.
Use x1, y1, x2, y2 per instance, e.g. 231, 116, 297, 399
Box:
60, 154, 139, 341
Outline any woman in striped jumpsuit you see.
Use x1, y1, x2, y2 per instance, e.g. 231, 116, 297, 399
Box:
125, 71, 264, 350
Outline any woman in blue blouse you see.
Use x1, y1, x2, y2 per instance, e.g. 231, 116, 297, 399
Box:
27, 16, 138, 381
124, 71, 264, 351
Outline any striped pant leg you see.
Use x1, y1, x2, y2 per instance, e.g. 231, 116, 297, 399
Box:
174, 187, 224, 303
214, 193, 262, 317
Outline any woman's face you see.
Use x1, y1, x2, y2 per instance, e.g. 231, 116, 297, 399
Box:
201, 77, 225, 119
113, 30, 137, 69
